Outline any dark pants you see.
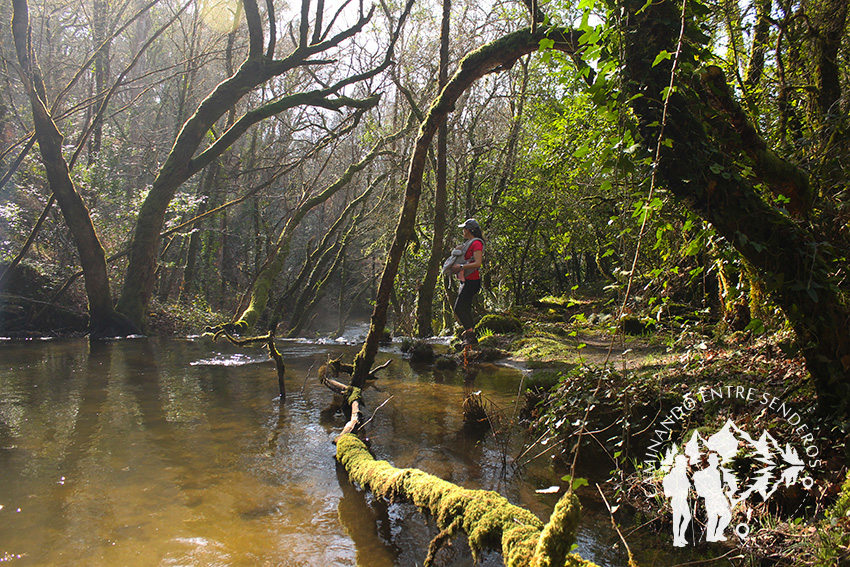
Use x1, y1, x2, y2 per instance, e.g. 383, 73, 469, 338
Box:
453, 278, 481, 331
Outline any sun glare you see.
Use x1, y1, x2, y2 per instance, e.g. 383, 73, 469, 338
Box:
199, 0, 240, 34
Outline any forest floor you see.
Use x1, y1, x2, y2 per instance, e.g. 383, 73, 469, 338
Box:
473, 292, 850, 567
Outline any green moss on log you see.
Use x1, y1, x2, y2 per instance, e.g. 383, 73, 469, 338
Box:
335, 434, 597, 567
342, 386, 362, 407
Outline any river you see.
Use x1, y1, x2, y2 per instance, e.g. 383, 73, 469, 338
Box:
0, 334, 667, 566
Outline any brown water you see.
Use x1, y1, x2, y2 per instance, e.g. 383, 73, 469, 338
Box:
0, 336, 643, 566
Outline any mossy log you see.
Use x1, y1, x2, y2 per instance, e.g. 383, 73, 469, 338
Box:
336, 434, 599, 567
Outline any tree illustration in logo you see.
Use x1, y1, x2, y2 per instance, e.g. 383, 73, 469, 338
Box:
658, 419, 809, 546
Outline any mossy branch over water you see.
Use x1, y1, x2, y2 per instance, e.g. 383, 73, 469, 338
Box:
335, 434, 599, 567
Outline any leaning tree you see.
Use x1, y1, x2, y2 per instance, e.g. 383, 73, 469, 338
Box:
617, 0, 850, 413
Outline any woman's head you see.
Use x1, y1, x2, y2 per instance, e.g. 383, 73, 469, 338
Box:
458, 218, 483, 239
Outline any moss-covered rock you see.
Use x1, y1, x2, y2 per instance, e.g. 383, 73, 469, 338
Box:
618, 315, 656, 336
477, 333, 503, 349
525, 371, 562, 393
477, 314, 523, 335
434, 355, 459, 370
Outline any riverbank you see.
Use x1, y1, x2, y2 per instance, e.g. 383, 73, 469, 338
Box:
473, 296, 850, 567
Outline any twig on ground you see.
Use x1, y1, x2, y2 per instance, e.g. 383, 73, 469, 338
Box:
596, 483, 637, 567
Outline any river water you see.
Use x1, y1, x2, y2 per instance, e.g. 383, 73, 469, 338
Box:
0, 335, 658, 566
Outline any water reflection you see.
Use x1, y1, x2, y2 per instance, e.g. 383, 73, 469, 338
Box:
0, 337, 649, 566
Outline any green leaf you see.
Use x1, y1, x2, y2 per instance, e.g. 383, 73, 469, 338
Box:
745, 318, 765, 334
539, 38, 555, 50
573, 144, 590, 158
807, 287, 819, 303
560, 474, 590, 491
652, 50, 672, 67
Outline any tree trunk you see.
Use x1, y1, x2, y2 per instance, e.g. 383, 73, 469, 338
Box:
287, 229, 354, 338
743, 0, 771, 88
178, 170, 212, 303
415, 0, 451, 338
227, 137, 395, 332
622, 0, 850, 413
285, 177, 380, 335
12, 0, 136, 337
88, 0, 109, 162
490, 57, 530, 212
811, 0, 848, 188
351, 26, 581, 386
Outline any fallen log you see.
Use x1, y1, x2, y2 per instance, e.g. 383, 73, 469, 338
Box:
335, 433, 600, 567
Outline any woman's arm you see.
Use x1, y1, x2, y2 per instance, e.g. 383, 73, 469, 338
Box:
465, 249, 483, 270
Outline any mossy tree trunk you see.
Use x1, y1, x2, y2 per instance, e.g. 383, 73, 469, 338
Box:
227, 133, 401, 332
285, 179, 379, 337
351, 26, 581, 386
336, 434, 598, 567
811, 0, 848, 188
12, 0, 136, 337
622, 0, 850, 413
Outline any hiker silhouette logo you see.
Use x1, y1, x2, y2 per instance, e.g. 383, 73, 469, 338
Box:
656, 418, 815, 547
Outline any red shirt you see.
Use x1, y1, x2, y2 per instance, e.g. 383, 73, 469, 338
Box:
464, 239, 483, 280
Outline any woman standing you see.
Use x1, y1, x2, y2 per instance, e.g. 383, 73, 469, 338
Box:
451, 218, 484, 345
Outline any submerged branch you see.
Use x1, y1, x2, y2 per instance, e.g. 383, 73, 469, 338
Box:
211, 329, 286, 398
319, 358, 392, 439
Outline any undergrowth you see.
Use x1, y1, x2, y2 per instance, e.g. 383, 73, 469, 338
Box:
518, 330, 849, 567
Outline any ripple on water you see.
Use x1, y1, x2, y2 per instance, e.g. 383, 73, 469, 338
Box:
189, 353, 268, 366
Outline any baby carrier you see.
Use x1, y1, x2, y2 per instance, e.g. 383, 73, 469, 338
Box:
442, 238, 483, 276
